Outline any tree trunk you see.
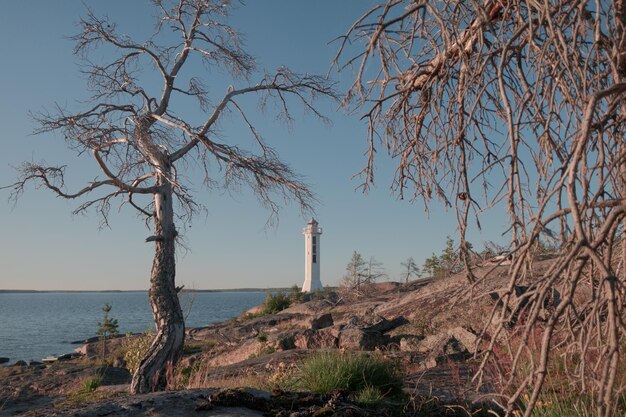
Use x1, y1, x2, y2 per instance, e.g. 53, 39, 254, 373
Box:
130, 176, 184, 394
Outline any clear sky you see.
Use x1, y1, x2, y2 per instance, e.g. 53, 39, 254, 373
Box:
0, 1, 508, 291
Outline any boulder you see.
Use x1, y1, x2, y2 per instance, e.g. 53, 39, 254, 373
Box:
417, 334, 469, 369
368, 316, 408, 333
294, 327, 340, 350
293, 330, 316, 349
275, 334, 296, 351
75, 335, 132, 357
70, 336, 101, 345
57, 352, 79, 361
70, 334, 128, 345
0, 357, 9, 364
338, 326, 385, 350
441, 337, 465, 357
94, 366, 132, 385
245, 305, 263, 316
345, 314, 407, 333
446, 327, 478, 354
421, 355, 439, 369
206, 339, 265, 367
415, 334, 450, 354
282, 299, 334, 315
399, 335, 424, 352
309, 313, 333, 330
236, 313, 306, 337
11, 360, 27, 367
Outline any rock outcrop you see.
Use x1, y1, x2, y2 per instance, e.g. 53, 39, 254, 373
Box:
4, 260, 541, 416
309, 313, 334, 330
75, 336, 133, 357
294, 327, 340, 349
338, 326, 385, 350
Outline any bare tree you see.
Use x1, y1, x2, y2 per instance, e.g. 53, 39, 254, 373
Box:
400, 257, 420, 283
335, 1, 626, 416
3, 1, 335, 394
341, 252, 386, 298
366, 256, 387, 281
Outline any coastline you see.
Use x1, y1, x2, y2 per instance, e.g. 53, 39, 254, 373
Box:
0, 291, 268, 364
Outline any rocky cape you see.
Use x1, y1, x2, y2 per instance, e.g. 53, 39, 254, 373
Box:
0, 261, 552, 417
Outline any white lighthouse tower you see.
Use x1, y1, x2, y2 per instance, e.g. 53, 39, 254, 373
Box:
302, 218, 323, 292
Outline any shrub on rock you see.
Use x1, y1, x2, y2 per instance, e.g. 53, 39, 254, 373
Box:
122, 332, 153, 375
260, 293, 291, 315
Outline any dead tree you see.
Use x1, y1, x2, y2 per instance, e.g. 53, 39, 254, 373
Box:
335, 1, 626, 416
3, 0, 335, 394
400, 257, 420, 284
341, 252, 386, 298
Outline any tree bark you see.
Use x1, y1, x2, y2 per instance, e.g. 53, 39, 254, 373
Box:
130, 173, 184, 393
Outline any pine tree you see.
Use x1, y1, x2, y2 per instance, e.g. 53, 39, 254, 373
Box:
342, 251, 368, 297
97, 303, 119, 356
421, 236, 465, 278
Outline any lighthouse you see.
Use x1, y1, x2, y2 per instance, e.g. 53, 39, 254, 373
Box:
302, 218, 323, 292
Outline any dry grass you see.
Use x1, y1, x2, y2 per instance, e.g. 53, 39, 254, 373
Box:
482, 327, 626, 416
170, 356, 272, 391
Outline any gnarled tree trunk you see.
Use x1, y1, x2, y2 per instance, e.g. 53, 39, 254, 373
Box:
10, 2, 334, 396
130, 174, 185, 394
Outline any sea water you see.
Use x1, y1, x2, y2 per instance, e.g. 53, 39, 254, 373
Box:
0, 291, 266, 363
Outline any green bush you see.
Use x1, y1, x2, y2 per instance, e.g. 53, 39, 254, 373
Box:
289, 284, 306, 304
292, 351, 403, 400
122, 331, 153, 375
260, 292, 291, 315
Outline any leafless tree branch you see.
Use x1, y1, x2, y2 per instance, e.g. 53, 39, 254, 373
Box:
336, 1, 626, 415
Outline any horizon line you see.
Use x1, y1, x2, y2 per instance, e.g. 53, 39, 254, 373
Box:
0, 287, 300, 293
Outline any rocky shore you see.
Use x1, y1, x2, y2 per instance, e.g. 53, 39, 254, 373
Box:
0, 262, 543, 417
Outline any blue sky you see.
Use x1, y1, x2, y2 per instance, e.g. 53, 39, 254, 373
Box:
0, 1, 508, 290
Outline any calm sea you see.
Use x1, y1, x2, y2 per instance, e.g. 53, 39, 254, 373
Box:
0, 291, 266, 363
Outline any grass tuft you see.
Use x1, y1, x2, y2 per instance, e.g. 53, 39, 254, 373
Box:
291, 351, 403, 400
81, 374, 101, 393
62, 373, 106, 404
354, 385, 385, 406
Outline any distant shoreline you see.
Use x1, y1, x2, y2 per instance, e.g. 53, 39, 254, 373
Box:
0, 288, 293, 294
